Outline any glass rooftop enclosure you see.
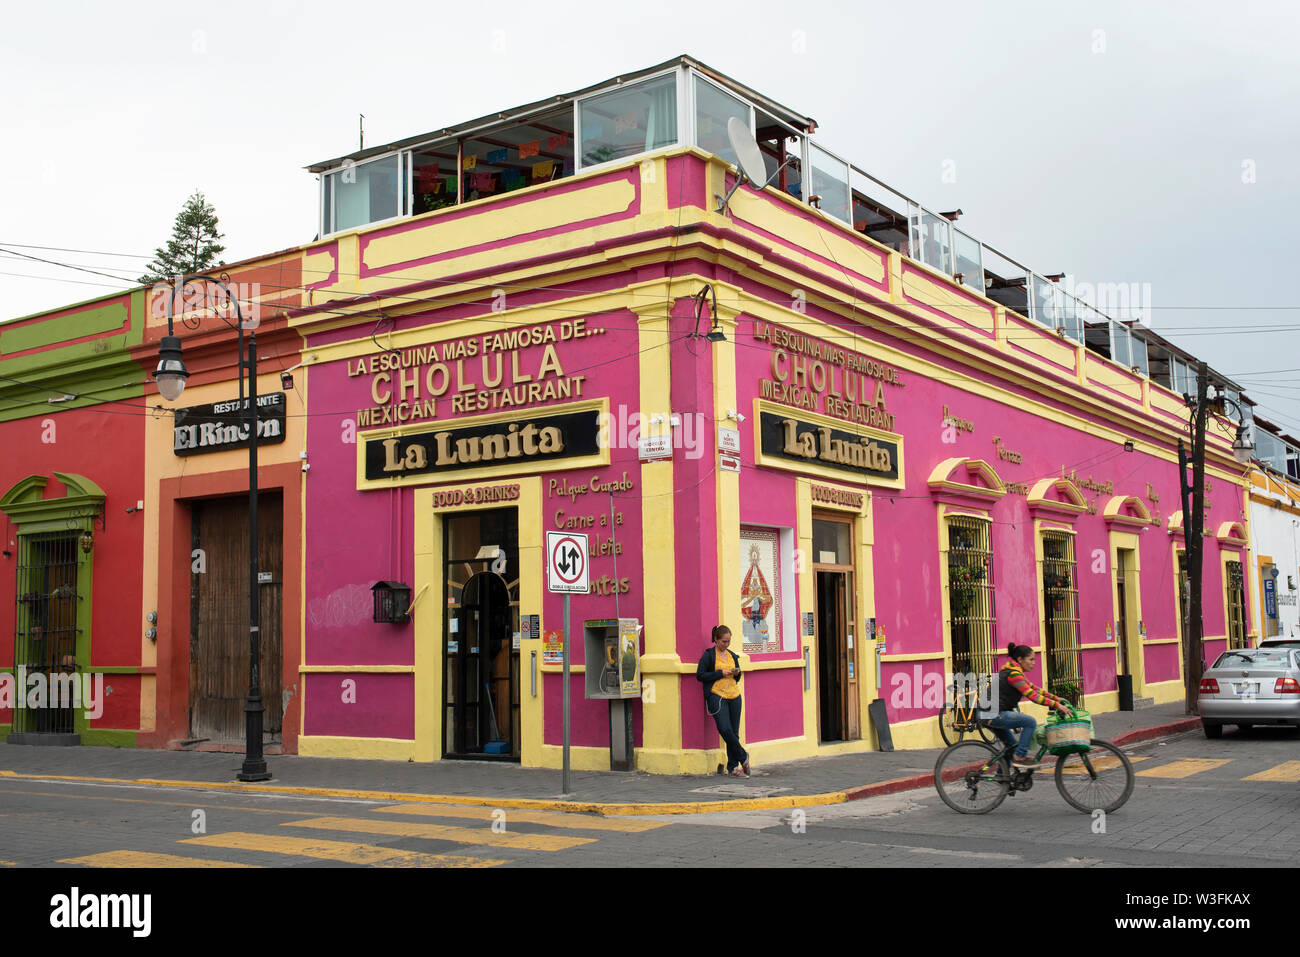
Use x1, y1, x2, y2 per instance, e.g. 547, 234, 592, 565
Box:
308, 55, 1245, 418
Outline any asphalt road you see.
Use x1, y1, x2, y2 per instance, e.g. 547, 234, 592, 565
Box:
0, 728, 1296, 870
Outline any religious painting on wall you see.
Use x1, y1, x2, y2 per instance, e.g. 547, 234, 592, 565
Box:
739, 526, 782, 653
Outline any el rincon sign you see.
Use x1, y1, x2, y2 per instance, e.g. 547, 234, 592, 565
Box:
759, 411, 900, 482
363, 408, 602, 481
173, 393, 287, 456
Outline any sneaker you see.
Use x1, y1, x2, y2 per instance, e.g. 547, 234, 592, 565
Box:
729, 767, 747, 777
1011, 755, 1042, 769
742, 759, 751, 777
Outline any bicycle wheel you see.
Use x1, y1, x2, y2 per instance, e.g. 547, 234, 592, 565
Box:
1054, 739, 1135, 814
934, 740, 1010, 814
938, 708, 961, 746
938, 708, 998, 746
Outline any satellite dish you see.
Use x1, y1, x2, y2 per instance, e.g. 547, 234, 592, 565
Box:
716, 116, 796, 214
727, 116, 767, 189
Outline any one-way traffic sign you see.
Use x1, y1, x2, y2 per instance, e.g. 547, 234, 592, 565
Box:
547, 531, 589, 594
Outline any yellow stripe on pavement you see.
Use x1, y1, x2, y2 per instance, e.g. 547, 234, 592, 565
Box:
59, 851, 256, 868
182, 832, 506, 867
1057, 754, 1151, 774
1242, 761, 1300, 782
1137, 758, 1232, 779
284, 816, 596, 851
372, 804, 669, 832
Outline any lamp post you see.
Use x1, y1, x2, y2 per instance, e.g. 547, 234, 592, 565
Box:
156, 274, 271, 782
1179, 359, 1253, 715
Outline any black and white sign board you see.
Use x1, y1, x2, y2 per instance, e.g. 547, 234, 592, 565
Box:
546, 531, 589, 594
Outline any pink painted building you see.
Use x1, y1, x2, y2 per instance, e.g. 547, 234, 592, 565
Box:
279, 57, 1253, 770
2, 58, 1257, 768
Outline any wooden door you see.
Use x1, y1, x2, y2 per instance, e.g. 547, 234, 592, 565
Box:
190, 494, 283, 745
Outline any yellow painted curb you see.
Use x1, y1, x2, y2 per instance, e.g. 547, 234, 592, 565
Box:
0, 771, 850, 816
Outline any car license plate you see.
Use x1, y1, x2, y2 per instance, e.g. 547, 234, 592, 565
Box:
1234, 681, 1258, 696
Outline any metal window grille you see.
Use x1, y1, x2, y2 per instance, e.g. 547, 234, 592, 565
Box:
1042, 532, 1084, 705
12, 532, 81, 734
944, 516, 997, 688
1226, 561, 1247, 650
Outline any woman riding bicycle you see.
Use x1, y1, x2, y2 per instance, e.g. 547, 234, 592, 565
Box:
990, 643, 1073, 768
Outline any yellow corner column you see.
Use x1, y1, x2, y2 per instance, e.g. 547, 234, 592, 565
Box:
796, 479, 818, 749
631, 298, 682, 773
712, 308, 741, 756
412, 487, 441, 762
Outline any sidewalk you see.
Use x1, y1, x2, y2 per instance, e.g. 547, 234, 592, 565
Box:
0, 704, 1201, 815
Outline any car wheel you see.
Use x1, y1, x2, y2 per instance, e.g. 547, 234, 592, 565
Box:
1204, 723, 1223, 739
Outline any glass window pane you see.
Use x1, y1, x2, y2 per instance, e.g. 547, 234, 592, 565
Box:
332, 154, 401, 232
321, 175, 332, 236
579, 74, 677, 168
910, 207, 952, 273
757, 112, 802, 199
809, 144, 850, 223
1111, 320, 1131, 368
1032, 275, 1058, 327
1131, 336, 1148, 376
459, 108, 575, 204
954, 231, 984, 294
812, 520, 850, 565
1058, 294, 1081, 343
412, 143, 459, 213
694, 77, 749, 168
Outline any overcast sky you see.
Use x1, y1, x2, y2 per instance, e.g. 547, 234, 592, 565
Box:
2, 1, 1297, 434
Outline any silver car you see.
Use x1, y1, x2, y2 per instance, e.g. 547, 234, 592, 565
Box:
1198, 647, 1300, 738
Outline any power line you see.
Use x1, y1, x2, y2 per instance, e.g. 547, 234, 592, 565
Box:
0, 242, 153, 259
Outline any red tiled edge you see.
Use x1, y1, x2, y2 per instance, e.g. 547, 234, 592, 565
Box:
841, 717, 1203, 802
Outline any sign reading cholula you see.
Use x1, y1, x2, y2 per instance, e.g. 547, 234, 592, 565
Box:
363, 409, 602, 481
350, 319, 594, 426
753, 321, 901, 430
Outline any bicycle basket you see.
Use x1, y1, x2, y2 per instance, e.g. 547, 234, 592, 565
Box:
1045, 708, 1092, 755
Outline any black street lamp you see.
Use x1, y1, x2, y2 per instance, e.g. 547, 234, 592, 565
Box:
1178, 359, 1253, 716
157, 274, 271, 782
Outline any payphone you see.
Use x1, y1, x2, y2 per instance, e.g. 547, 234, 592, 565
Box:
583, 618, 640, 771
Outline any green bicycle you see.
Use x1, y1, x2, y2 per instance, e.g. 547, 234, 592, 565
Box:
933, 729, 1135, 815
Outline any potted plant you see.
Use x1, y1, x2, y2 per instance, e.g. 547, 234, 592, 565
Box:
1044, 571, 1071, 611
949, 562, 986, 617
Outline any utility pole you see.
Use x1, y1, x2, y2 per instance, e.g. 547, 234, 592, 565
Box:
1181, 360, 1209, 715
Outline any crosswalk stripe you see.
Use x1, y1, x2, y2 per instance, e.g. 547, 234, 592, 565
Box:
59, 851, 256, 868
372, 804, 668, 832
284, 816, 596, 850
1241, 761, 1300, 782
1057, 754, 1151, 774
1137, 758, 1232, 779
182, 832, 506, 867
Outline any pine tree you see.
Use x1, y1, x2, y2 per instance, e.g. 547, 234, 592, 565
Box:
139, 190, 227, 284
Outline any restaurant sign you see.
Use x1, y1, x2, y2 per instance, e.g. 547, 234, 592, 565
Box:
758, 411, 899, 482
173, 393, 287, 456
363, 408, 602, 481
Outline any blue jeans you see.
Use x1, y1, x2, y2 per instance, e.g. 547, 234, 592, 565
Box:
988, 710, 1036, 758
707, 694, 748, 770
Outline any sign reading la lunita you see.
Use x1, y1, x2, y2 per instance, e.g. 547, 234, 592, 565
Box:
173, 393, 287, 456
364, 408, 602, 481
758, 411, 900, 482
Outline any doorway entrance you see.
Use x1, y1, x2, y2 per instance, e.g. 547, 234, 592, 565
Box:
813, 514, 858, 743
443, 508, 520, 759
189, 493, 284, 745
